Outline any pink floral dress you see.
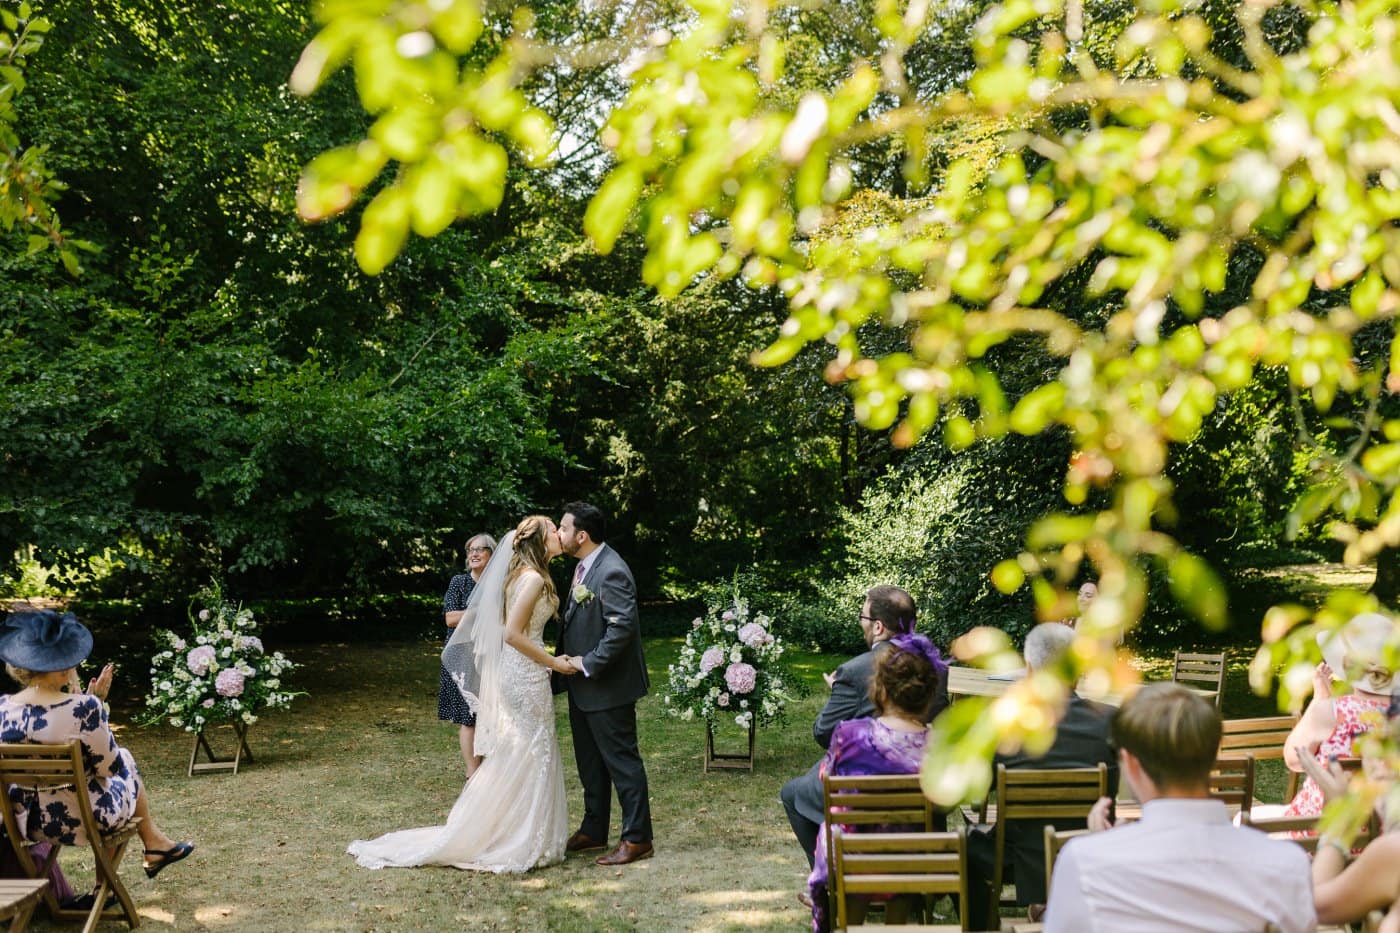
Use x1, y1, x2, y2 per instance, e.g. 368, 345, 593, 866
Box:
1284, 692, 1389, 818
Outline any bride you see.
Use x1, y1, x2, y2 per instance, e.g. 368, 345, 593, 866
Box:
349, 515, 574, 872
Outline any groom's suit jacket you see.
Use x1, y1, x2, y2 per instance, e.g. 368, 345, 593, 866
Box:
556, 543, 649, 712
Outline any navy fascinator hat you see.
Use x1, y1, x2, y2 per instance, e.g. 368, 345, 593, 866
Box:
0, 610, 94, 673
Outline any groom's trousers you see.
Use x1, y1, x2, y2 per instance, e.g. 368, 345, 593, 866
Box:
569, 699, 653, 844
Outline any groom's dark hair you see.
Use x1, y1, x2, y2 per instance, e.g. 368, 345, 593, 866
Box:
564, 501, 607, 543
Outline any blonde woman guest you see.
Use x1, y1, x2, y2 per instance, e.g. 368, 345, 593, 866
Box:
1302, 708, 1400, 931
0, 611, 194, 878
440, 533, 496, 778
1280, 612, 1397, 820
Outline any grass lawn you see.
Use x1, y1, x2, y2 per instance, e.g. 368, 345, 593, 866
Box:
28, 628, 1302, 932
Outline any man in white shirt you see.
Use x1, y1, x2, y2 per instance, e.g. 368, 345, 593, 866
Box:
1045, 682, 1316, 933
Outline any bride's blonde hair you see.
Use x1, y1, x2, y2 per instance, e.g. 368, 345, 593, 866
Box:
508, 515, 558, 606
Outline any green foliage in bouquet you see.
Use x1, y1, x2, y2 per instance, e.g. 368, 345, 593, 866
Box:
141, 584, 299, 732
663, 585, 798, 729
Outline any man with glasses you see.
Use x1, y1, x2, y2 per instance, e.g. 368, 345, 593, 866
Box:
779, 585, 946, 876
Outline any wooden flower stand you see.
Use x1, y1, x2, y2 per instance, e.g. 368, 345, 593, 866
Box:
187, 720, 254, 777
703, 718, 756, 772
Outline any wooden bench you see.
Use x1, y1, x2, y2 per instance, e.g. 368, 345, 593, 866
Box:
1218, 715, 1300, 801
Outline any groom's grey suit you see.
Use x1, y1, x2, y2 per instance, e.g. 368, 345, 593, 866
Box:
555, 543, 652, 844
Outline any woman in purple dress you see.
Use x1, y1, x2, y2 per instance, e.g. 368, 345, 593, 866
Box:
808, 632, 947, 932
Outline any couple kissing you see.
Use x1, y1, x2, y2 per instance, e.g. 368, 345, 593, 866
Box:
348, 502, 653, 872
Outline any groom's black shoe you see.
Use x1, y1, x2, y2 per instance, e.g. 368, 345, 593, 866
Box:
566, 831, 607, 853
596, 840, 653, 865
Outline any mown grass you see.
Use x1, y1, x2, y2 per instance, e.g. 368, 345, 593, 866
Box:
28, 612, 1316, 931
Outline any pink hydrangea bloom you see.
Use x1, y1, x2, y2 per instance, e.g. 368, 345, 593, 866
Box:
721, 609, 735, 621
215, 669, 245, 698
699, 646, 725, 674
238, 635, 264, 653
186, 645, 216, 675
738, 622, 769, 647
718, 693, 730, 707
202, 698, 216, 708
725, 661, 757, 694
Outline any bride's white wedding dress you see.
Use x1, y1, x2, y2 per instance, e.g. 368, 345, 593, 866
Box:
348, 578, 568, 872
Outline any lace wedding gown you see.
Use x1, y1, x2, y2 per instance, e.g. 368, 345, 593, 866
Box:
348, 579, 568, 872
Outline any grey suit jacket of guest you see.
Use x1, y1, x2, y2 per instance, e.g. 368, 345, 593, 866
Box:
790, 639, 950, 825
557, 544, 649, 713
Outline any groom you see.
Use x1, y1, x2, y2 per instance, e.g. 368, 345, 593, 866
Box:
554, 502, 654, 865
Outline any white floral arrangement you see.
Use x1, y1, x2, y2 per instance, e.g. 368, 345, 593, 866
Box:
141, 585, 299, 732
663, 587, 794, 730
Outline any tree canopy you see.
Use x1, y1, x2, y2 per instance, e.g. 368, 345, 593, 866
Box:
290, 0, 1400, 819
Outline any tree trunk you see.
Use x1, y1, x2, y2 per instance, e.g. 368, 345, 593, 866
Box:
1371, 546, 1400, 607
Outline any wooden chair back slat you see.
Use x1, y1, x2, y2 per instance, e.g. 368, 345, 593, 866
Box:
1240, 810, 1379, 854
831, 827, 970, 931
1042, 825, 1090, 898
842, 853, 963, 873
987, 763, 1108, 928
1208, 753, 1255, 820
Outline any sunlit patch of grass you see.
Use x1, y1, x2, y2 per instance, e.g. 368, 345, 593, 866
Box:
684, 889, 789, 906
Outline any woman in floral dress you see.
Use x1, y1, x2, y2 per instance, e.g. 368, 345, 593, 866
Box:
1282, 611, 1397, 820
0, 610, 193, 877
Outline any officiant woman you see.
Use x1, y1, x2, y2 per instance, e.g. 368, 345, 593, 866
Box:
440, 533, 496, 778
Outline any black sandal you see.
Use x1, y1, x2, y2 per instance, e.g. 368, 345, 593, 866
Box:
61, 891, 116, 911
143, 841, 195, 879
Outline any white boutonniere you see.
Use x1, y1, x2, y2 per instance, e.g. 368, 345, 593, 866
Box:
573, 584, 595, 604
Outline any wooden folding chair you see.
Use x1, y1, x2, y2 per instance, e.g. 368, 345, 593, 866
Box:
831, 826, 969, 931
1172, 651, 1226, 710
822, 773, 944, 919
1241, 806, 1380, 854
986, 763, 1108, 929
1041, 825, 1089, 898
1218, 714, 1300, 801
1208, 753, 1255, 821
0, 742, 141, 932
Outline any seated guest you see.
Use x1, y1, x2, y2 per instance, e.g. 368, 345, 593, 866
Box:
0, 610, 194, 878
1045, 683, 1315, 933
965, 622, 1117, 931
1281, 611, 1396, 820
1058, 581, 1097, 627
781, 585, 948, 875
807, 633, 946, 931
1305, 699, 1400, 930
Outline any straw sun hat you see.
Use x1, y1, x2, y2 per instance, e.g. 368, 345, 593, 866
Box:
1317, 612, 1400, 697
